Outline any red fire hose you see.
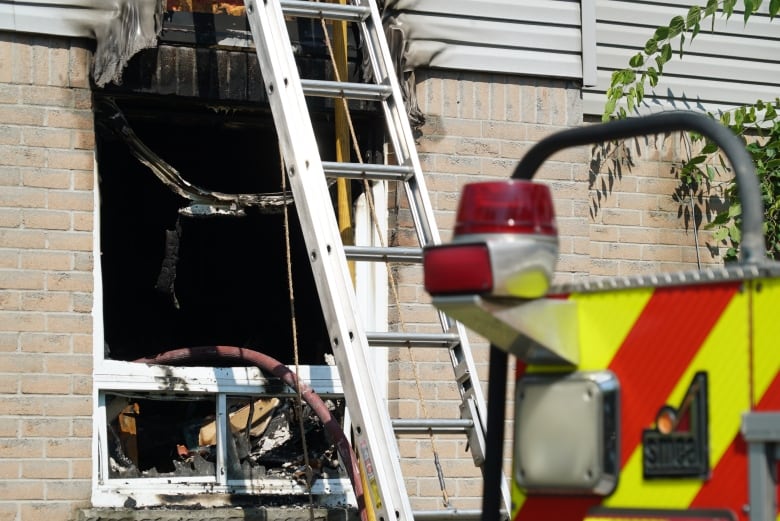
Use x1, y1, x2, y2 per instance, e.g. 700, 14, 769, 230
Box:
134, 345, 366, 520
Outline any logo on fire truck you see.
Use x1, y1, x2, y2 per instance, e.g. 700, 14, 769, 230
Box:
642, 372, 709, 479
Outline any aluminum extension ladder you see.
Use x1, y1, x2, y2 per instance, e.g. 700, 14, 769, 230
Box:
241, 0, 510, 518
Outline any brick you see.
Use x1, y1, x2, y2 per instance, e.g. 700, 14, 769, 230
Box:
22, 459, 69, 479
642, 244, 684, 262
0, 438, 45, 458
0, 311, 45, 332
503, 78, 523, 122
434, 154, 480, 175
71, 418, 91, 438
21, 169, 71, 189
0, 291, 20, 310
45, 313, 92, 334
31, 40, 50, 87
0, 208, 22, 228
21, 209, 71, 231
69, 44, 92, 89
22, 127, 72, 149
0, 352, 45, 375
0, 480, 44, 500
0, 270, 44, 290
0, 145, 46, 168
46, 272, 92, 294
47, 150, 93, 171
46, 231, 92, 251
20, 374, 71, 394
45, 438, 90, 459
72, 171, 93, 190
45, 354, 91, 375
0, 106, 45, 127
20, 251, 73, 271
0, 40, 13, 83
0, 505, 16, 521
71, 374, 91, 395
72, 212, 93, 232
72, 293, 92, 313
48, 190, 93, 212
0, 166, 22, 186
20, 333, 69, 353
49, 42, 70, 87
0, 186, 46, 208
46, 478, 90, 500
43, 395, 91, 416
0, 460, 20, 479
0, 415, 18, 438
600, 208, 642, 227
20, 503, 78, 521
21, 85, 75, 108
73, 130, 95, 150
46, 109, 93, 130
71, 334, 92, 354
0, 84, 21, 105
0, 125, 21, 146
20, 418, 70, 438
73, 89, 92, 110
70, 458, 91, 479
72, 253, 92, 272
0, 333, 18, 352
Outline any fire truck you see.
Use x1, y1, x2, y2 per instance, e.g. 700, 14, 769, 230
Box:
423, 111, 780, 521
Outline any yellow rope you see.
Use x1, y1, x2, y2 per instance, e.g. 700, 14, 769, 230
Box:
318, 10, 451, 508
281, 151, 316, 521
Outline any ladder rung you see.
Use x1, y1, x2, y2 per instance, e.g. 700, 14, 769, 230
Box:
366, 331, 460, 349
344, 245, 422, 263
392, 418, 474, 434
412, 509, 485, 521
322, 161, 415, 182
280, 0, 370, 22
301, 79, 392, 101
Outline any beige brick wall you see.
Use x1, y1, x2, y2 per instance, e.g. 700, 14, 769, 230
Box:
0, 29, 728, 519
0, 32, 94, 521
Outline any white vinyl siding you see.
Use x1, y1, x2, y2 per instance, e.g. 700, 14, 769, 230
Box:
583, 0, 780, 117
385, 0, 590, 80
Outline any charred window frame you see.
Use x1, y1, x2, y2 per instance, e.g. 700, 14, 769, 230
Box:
90, 8, 388, 508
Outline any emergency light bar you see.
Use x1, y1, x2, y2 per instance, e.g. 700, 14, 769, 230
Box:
423, 180, 558, 299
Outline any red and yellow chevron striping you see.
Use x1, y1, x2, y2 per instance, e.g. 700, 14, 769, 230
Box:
511, 278, 780, 521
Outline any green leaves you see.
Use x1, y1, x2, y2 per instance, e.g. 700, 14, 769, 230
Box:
629, 53, 645, 67
602, 0, 764, 122
604, 4, 708, 120
602, 2, 780, 261
771, 0, 780, 18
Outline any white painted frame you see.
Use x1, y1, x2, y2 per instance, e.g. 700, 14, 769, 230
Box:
90, 163, 354, 508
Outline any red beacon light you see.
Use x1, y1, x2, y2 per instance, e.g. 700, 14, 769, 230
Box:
424, 180, 558, 299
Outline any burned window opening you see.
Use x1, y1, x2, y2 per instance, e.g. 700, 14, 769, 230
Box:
105, 392, 346, 484
95, 94, 383, 364
96, 97, 295, 218
93, 23, 385, 506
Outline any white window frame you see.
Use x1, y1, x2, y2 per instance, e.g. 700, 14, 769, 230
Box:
89, 166, 391, 508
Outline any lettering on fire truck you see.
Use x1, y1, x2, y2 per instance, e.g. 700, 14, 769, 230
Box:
643, 372, 709, 479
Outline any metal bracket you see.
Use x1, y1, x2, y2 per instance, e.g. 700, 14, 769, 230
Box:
431, 295, 579, 366
741, 411, 780, 521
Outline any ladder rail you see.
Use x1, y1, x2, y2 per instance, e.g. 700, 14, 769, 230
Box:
341, 0, 512, 514
245, 0, 511, 517
242, 1, 414, 519
355, 0, 440, 247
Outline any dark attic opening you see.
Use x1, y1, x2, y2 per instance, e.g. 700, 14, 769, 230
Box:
92, 5, 384, 487
95, 20, 381, 365
95, 95, 333, 365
